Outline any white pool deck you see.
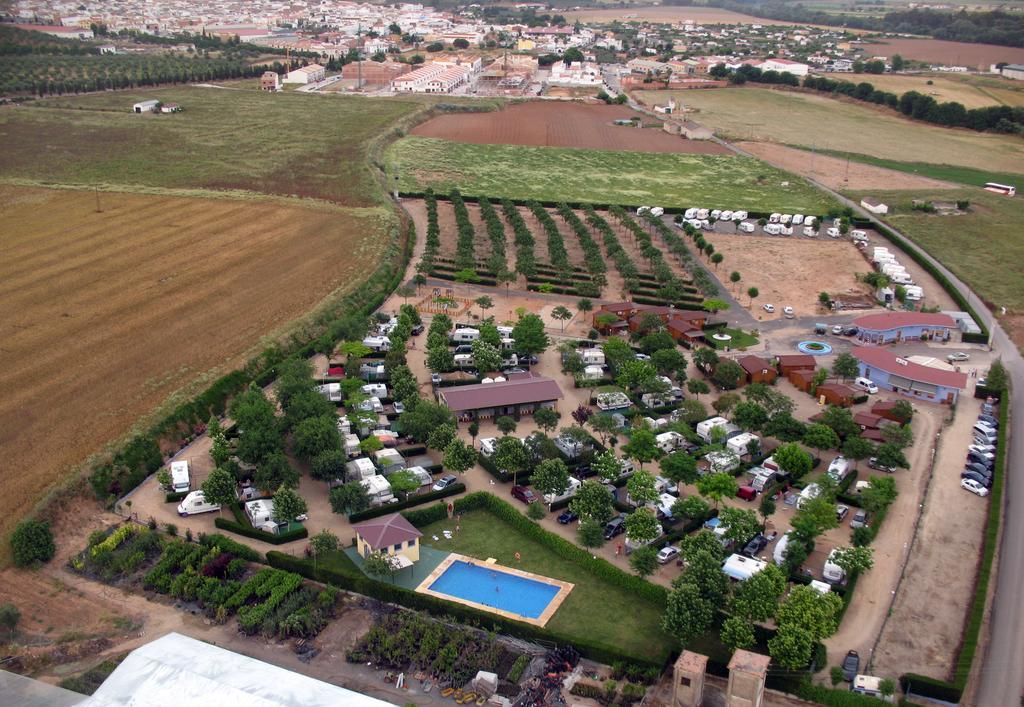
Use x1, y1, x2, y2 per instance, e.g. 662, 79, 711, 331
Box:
414, 552, 573, 627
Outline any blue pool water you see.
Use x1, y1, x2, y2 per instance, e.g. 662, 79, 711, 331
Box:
428, 560, 560, 619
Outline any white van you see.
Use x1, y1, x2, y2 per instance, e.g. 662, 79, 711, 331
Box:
823, 549, 846, 585
738, 221, 755, 233
177, 490, 220, 516
851, 675, 895, 702
169, 460, 190, 494
826, 227, 841, 238
854, 377, 878, 394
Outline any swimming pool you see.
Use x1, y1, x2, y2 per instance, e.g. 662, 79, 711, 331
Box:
418, 556, 572, 625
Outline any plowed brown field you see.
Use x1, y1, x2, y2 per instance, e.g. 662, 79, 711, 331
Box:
0, 185, 387, 545
862, 38, 1024, 70
411, 101, 729, 154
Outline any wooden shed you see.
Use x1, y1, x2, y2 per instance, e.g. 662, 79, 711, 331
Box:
815, 382, 857, 408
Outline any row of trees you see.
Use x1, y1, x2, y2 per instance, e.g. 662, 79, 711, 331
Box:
803, 74, 1024, 133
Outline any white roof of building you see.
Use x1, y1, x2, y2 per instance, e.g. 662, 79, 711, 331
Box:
80, 632, 392, 707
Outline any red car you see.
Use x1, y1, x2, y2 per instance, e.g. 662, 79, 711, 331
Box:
511, 485, 538, 505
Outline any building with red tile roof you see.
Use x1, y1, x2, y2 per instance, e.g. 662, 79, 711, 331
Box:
352, 513, 422, 563
438, 372, 562, 421
852, 312, 957, 345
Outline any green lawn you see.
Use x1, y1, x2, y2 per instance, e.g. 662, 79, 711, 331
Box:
708, 327, 760, 351
385, 136, 839, 214
0, 87, 424, 206
637, 87, 1024, 174
419, 511, 674, 662
845, 188, 1024, 319
815, 149, 1024, 189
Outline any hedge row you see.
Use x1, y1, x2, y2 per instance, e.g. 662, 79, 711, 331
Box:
347, 483, 466, 523
200, 532, 265, 563
213, 517, 309, 545
631, 296, 705, 311
165, 491, 188, 503
856, 217, 989, 343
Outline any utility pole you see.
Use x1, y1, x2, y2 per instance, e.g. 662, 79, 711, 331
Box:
357, 23, 363, 91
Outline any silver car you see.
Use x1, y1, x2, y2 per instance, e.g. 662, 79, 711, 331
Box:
850, 510, 869, 529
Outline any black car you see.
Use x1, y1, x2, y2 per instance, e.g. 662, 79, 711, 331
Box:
517, 354, 539, 365
961, 470, 992, 488
557, 510, 579, 525
572, 465, 595, 480
604, 516, 626, 540
741, 534, 769, 558
841, 651, 860, 681
843, 326, 859, 336
966, 453, 994, 469
411, 324, 425, 336
964, 461, 993, 476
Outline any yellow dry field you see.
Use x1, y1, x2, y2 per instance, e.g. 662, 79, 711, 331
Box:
853, 73, 1024, 109
638, 87, 1024, 173
0, 185, 387, 543
566, 5, 826, 25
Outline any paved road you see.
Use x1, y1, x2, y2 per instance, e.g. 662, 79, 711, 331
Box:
719, 139, 1022, 703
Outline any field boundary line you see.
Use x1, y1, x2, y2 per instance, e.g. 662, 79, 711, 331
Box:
0, 178, 392, 218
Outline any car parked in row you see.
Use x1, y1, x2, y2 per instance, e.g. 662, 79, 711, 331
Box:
657, 546, 680, 564
961, 478, 989, 497
557, 510, 578, 525
511, 485, 538, 505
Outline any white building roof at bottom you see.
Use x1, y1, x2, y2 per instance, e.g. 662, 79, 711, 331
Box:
80, 632, 394, 707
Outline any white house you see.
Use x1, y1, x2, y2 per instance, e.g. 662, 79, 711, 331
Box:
860, 197, 889, 215
283, 64, 326, 84
754, 58, 808, 76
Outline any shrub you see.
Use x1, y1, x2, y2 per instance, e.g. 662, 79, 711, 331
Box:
10, 519, 56, 567
214, 517, 308, 545
199, 532, 264, 563
0, 602, 21, 635
507, 654, 530, 683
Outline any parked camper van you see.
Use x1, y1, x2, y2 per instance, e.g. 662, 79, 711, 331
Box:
854, 377, 878, 394
451, 327, 480, 344
362, 335, 390, 353
177, 490, 220, 516
362, 383, 387, 399
738, 221, 755, 233
169, 460, 190, 494
802, 226, 816, 237
823, 549, 846, 585
850, 675, 895, 702
543, 476, 582, 505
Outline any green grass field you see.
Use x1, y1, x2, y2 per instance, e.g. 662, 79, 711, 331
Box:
385, 136, 838, 213
0, 87, 424, 206
419, 511, 676, 662
816, 150, 1024, 188
637, 88, 1024, 175
847, 188, 1024, 317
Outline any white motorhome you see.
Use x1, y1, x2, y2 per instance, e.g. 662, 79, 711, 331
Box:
827, 456, 851, 482
797, 483, 821, 509
696, 208, 710, 219
177, 490, 220, 516
451, 327, 480, 344
764, 223, 782, 235
823, 549, 846, 585
779, 226, 793, 236
362, 335, 390, 353
317, 383, 343, 403
454, 353, 475, 369
749, 466, 777, 492
792, 214, 805, 225
802, 226, 816, 237
656, 431, 686, 454
720, 210, 734, 221
374, 448, 405, 475
346, 457, 377, 481
406, 466, 433, 489
581, 349, 606, 366
769, 213, 781, 223
581, 364, 605, 381
804, 215, 816, 227
245, 499, 276, 527
727, 432, 760, 457
344, 433, 361, 457
733, 210, 748, 221
722, 553, 767, 581
684, 208, 698, 219
696, 416, 730, 442
543, 476, 582, 505
773, 531, 791, 566
169, 460, 190, 494
479, 437, 499, 456
596, 392, 631, 411
650, 206, 665, 217
780, 214, 792, 225
705, 450, 741, 474
826, 227, 841, 238
362, 383, 387, 398
361, 474, 396, 506
738, 221, 755, 233
851, 675, 895, 702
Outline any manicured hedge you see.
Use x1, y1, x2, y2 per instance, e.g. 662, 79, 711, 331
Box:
266, 546, 666, 668
900, 673, 962, 703
199, 532, 264, 563
214, 517, 309, 545
347, 483, 466, 523
165, 491, 188, 503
